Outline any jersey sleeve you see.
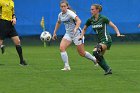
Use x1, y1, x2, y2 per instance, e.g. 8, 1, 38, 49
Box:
85, 19, 91, 27
104, 16, 110, 24
68, 10, 77, 20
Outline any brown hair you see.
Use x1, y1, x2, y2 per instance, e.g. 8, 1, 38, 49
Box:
92, 4, 102, 12
60, 0, 69, 7
60, 0, 75, 12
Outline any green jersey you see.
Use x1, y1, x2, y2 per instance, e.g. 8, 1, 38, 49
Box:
85, 14, 112, 43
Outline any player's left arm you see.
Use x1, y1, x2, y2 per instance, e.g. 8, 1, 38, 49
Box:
69, 10, 81, 33
109, 21, 125, 37
79, 19, 91, 40
74, 16, 81, 33
11, 3, 16, 25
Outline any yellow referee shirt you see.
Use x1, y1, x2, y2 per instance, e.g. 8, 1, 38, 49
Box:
0, 0, 15, 21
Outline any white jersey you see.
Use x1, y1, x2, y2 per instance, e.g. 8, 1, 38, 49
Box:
58, 9, 84, 45
58, 9, 78, 34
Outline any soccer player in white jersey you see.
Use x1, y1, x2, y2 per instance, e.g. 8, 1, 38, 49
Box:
52, 1, 98, 71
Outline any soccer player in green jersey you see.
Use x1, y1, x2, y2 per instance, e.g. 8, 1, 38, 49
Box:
79, 4, 124, 75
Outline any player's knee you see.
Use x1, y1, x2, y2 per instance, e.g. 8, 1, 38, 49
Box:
96, 44, 102, 52
59, 46, 66, 52
93, 51, 103, 61
93, 51, 98, 58
78, 51, 85, 57
15, 39, 21, 45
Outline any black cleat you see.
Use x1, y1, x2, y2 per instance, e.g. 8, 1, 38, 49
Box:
104, 68, 112, 75
1, 45, 5, 54
20, 60, 28, 66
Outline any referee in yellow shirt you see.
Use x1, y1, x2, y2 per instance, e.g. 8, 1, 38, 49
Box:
0, 0, 27, 66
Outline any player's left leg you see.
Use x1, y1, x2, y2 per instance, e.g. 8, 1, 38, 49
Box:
76, 42, 98, 66
93, 44, 112, 75
11, 36, 27, 66
100, 45, 112, 75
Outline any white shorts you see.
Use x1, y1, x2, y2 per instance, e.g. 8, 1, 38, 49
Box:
63, 29, 84, 45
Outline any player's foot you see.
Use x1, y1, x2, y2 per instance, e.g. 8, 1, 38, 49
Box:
104, 68, 112, 75
94, 63, 99, 67
61, 66, 71, 71
20, 60, 28, 66
1, 45, 5, 54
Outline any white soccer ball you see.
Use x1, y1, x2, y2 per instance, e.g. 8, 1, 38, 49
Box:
40, 31, 52, 42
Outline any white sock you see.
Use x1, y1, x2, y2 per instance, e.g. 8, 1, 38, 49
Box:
85, 51, 97, 64
61, 51, 69, 67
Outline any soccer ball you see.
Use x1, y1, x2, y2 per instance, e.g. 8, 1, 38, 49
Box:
40, 31, 52, 42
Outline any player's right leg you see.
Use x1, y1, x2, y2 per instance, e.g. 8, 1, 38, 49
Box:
0, 40, 5, 54
60, 34, 72, 71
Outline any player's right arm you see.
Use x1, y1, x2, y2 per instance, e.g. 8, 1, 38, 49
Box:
79, 19, 91, 40
53, 13, 61, 40
79, 25, 88, 40
52, 20, 61, 40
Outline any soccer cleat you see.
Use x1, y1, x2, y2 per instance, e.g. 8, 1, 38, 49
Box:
104, 68, 112, 75
61, 66, 71, 71
20, 60, 28, 66
94, 63, 99, 67
1, 45, 5, 54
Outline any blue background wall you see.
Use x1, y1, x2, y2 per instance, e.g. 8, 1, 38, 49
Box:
14, 0, 140, 36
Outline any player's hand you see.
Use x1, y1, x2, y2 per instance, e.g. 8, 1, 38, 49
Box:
52, 33, 57, 40
11, 18, 16, 25
117, 34, 125, 37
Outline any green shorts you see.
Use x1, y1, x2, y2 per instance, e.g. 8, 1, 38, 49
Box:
100, 41, 112, 50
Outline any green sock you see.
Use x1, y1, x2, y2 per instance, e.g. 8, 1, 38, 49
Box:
98, 57, 110, 72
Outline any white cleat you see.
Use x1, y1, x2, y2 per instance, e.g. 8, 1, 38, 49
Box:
61, 66, 71, 71
94, 63, 99, 67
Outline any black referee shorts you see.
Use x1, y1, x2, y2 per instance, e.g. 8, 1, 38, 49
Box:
0, 19, 18, 40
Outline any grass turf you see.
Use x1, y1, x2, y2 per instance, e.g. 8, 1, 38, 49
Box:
0, 43, 140, 93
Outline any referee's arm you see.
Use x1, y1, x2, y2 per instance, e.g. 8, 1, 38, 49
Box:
12, 7, 16, 19
11, 7, 16, 25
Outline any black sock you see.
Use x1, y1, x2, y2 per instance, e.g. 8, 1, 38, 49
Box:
98, 56, 110, 72
16, 45, 24, 62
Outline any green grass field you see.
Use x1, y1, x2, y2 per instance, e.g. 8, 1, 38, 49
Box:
0, 43, 140, 93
